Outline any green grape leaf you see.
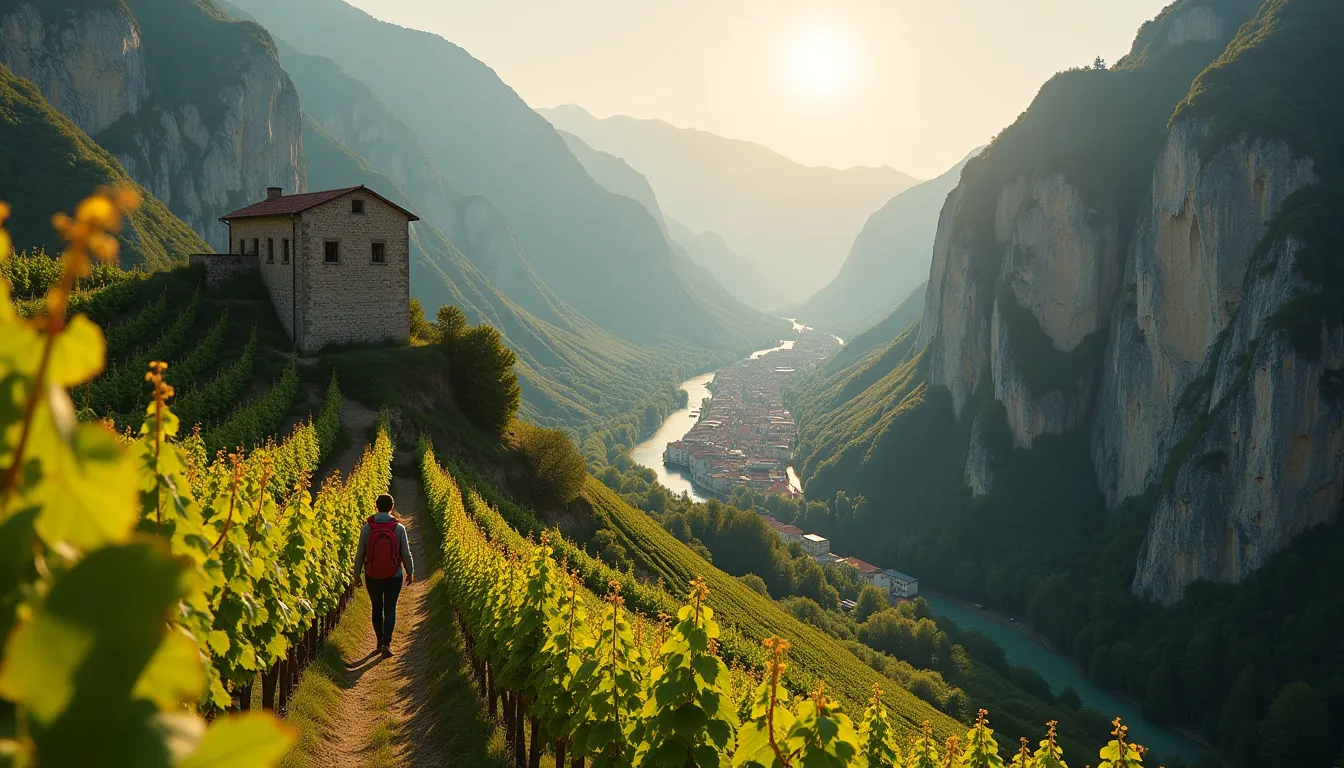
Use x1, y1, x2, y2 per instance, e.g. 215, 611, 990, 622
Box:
0, 507, 38, 650
0, 541, 187, 764
132, 628, 206, 711
48, 315, 105, 387
179, 712, 295, 768
31, 419, 138, 548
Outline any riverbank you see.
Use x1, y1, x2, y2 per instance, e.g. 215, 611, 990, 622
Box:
921, 593, 1207, 765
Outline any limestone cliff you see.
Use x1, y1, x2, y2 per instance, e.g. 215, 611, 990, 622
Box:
0, 0, 305, 251
918, 0, 1342, 603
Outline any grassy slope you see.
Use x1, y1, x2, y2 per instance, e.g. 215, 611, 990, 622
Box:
0, 64, 206, 267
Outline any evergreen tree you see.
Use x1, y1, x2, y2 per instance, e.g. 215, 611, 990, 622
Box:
451, 323, 520, 434
1258, 682, 1333, 768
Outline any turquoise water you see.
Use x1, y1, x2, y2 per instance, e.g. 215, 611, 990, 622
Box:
922, 593, 1207, 765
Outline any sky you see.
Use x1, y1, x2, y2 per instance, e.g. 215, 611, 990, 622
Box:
342, 0, 1173, 178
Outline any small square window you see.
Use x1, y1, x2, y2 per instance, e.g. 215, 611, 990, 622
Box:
282, 238, 290, 264
324, 241, 340, 263
266, 238, 274, 263
351, 199, 365, 215
371, 242, 386, 264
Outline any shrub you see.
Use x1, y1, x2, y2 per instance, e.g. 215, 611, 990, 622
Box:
515, 422, 587, 503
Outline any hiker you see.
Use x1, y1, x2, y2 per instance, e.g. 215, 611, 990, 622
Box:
353, 493, 415, 657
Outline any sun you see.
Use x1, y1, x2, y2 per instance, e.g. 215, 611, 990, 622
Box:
784, 26, 859, 99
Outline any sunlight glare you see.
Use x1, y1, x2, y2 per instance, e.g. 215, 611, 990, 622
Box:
784, 25, 859, 99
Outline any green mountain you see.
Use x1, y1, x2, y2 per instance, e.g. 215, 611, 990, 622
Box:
788, 1, 1344, 765
0, 62, 205, 267
225, 0, 778, 346
540, 104, 919, 310
0, 0, 305, 250
556, 127, 771, 313
793, 151, 978, 339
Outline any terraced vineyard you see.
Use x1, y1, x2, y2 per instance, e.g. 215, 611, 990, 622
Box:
580, 477, 966, 740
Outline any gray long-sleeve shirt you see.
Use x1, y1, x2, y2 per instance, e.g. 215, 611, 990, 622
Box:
353, 513, 414, 579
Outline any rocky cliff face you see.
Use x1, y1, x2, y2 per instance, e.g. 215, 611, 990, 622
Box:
0, 1, 304, 251
923, 172, 1119, 450
919, 0, 1343, 603
0, 3, 148, 136
1102, 122, 1342, 602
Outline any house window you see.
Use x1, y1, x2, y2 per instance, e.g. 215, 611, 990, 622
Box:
323, 240, 340, 263
282, 238, 290, 264
252, 238, 259, 256
238, 238, 245, 255
371, 242, 386, 264
351, 199, 365, 215
266, 238, 274, 263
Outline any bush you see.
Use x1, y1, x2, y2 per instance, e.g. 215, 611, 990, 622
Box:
450, 323, 520, 435
514, 422, 587, 503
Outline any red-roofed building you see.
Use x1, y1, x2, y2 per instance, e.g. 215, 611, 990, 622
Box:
837, 557, 894, 591
193, 185, 416, 354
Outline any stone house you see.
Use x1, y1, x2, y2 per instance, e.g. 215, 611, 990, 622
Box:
194, 185, 417, 355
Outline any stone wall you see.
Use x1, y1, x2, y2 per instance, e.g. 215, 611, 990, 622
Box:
190, 251, 257, 289
230, 217, 299, 341
297, 191, 409, 354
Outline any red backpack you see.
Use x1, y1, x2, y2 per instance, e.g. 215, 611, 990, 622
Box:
364, 516, 401, 579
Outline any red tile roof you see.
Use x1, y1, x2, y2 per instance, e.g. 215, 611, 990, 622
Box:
840, 557, 882, 574
219, 185, 420, 222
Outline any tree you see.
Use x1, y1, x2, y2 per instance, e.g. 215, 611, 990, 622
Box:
1143, 663, 1177, 723
855, 585, 889, 622
435, 304, 467, 345
515, 423, 587, 503
738, 573, 769, 597
1258, 682, 1333, 768
589, 529, 631, 571
450, 323, 520, 434
408, 298, 440, 344
1094, 56, 1107, 70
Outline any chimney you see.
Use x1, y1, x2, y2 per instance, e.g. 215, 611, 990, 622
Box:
266, 187, 283, 201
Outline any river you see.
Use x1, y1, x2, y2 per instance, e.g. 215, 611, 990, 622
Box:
922, 593, 1207, 765
628, 371, 716, 502
630, 321, 813, 502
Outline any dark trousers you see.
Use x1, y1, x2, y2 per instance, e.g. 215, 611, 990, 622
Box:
366, 573, 403, 646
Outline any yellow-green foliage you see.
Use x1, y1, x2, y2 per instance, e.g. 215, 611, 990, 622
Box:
0, 190, 298, 765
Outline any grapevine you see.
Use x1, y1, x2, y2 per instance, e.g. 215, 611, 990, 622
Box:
173, 326, 258, 427
418, 440, 1168, 768
0, 190, 298, 765
202, 354, 301, 455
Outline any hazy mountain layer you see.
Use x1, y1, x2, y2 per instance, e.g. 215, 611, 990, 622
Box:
227, 0, 778, 346
541, 104, 918, 309
794, 151, 979, 338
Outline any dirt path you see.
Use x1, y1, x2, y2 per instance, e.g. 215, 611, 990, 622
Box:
325, 398, 380, 480
306, 471, 451, 767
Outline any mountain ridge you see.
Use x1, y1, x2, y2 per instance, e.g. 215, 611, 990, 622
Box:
540, 103, 919, 309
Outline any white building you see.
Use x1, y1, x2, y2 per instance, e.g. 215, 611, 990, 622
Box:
884, 569, 919, 598
801, 533, 830, 558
